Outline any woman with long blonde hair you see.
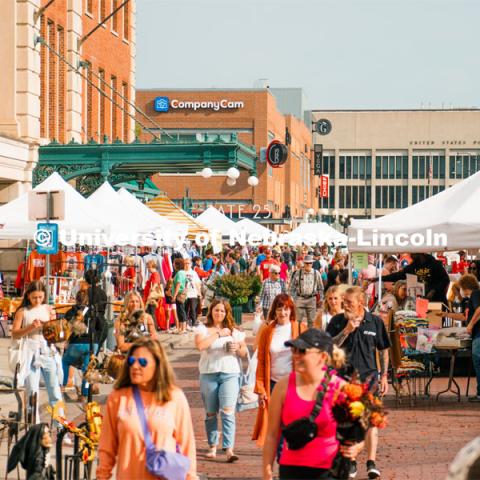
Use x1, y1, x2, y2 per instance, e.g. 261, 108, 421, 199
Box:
314, 285, 345, 330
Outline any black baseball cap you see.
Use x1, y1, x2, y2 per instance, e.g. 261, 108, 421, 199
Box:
285, 328, 333, 354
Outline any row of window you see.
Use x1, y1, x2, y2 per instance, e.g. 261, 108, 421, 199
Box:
318, 154, 480, 181
375, 186, 408, 209
86, 0, 130, 40
412, 185, 445, 204
339, 186, 372, 209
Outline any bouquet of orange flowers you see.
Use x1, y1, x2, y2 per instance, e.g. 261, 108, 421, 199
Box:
330, 379, 387, 479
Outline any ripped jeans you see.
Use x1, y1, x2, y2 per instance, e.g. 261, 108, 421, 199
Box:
200, 372, 240, 449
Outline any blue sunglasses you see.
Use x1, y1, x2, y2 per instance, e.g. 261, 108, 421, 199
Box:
127, 356, 148, 368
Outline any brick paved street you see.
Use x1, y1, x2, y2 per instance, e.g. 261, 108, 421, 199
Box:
0, 322, 477, 479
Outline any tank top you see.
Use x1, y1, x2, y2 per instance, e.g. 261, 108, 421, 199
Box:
22, 304, 51, 343
280, 371, 342, 469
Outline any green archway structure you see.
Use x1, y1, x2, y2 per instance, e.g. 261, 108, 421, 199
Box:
35, 134, 258, 199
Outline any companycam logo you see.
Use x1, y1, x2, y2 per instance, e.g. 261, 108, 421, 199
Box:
352, 229, 448, 248
153, 97, 244, 113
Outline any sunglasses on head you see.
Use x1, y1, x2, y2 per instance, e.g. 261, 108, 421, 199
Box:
127, 356, 148, 368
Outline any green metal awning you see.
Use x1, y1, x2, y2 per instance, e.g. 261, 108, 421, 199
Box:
35, 134, 258, 196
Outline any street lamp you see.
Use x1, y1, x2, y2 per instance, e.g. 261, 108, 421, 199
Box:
247, 175, 259, 187
227, 167, 240, 180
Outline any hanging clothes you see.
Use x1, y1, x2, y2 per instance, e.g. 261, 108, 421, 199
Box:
26, 251, 46, 282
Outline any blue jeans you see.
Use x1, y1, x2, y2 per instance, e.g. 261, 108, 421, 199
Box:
62, 343, 98, 396
25, 353, 62, 421
200, 372, 240, 449
472, 337, 480, 396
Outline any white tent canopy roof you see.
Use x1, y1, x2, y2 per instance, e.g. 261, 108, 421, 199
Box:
196, 206, 237, 235
285, 222, 347, 246
348, 170, 480, 252
235, 218, 272, 237
0, 172, 105, 240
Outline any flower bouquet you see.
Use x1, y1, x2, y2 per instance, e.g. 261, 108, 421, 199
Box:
330, 378, 388, 479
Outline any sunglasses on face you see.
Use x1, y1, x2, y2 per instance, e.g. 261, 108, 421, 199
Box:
127, 356, 149, 368
291, 347, 320, 356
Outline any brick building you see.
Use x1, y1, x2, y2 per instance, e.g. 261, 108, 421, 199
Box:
39, 0, 136, 144
135, 88, 317, 227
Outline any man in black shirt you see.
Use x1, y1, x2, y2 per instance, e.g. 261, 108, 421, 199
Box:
458, 275, 480, 402
326, 286, 390, 480
372, 253, 450, 304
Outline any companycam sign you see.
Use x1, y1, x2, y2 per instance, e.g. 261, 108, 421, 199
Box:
154, 96, 244, 112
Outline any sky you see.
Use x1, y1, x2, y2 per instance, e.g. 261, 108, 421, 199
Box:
136, 0, 480, 110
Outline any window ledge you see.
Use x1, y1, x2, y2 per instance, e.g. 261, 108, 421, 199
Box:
85, 11, 94, 19
111, 30, 119, 37
122, 38, 129, 45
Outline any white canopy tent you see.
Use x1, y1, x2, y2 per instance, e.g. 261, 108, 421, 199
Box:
0, 172, 105, 240
284, 222, 347, 246
235, 218, 272, 237
196, 206, 237, 236
348, 170, 480, 253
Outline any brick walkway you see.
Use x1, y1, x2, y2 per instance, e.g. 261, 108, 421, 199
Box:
170, 329, 480, 480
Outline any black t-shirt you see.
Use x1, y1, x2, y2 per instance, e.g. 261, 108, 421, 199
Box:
466, 290, 480, 340
326, 311, 391, 381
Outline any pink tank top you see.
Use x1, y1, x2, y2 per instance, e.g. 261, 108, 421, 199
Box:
280, 371, 341, 469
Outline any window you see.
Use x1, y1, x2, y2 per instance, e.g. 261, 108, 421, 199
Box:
395, 186, 401, 208
122, 81, 128, 142
382, 186, 388, 208
388, 186, 395, 208
346, 186, 351, 208
412, 186, 418, 205
353, 156, 358, 179
375, 186, 381, 208
375, 156, 381, 179
463, 155, 469, 178
100, 0, 106, 22
366, 156, 372, 179
366, 187, 371, 209
329, 156, 335, 178
432, 155, 439, 178
413, 156, 418, 179
395, 156, 401, 178
402, 156, 408, 178
322, 156, 329, 175
359, 157, 365, 178
339, 156, 345, 179
382, 156, 388, 179
99, 69, 105, 138
352, 186, 358, 208
346, 156, 352, 179
87, 69, 93, 139
86, 0, 93, 14
123, 2, 129, 39
419, 156, 425, 178
389, 156, 395, 179
440, 155, 445, 178
339, 186, 345, 208
402, 186, 408, 208
111, 75, 117, 139
359, 186, 365, 209
112, 0, 119, 32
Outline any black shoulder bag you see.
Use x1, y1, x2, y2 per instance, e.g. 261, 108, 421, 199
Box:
281, 370, 332, 450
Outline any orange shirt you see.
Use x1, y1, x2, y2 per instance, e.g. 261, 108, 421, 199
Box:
26, 251, 46, 282
97, 386, 197, 480
259, 259, 279, 281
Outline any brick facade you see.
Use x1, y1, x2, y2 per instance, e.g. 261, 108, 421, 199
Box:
39, 0, 135, 144
136, 89, 317, 224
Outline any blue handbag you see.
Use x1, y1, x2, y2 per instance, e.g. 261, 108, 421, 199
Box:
132, 386, 191, 480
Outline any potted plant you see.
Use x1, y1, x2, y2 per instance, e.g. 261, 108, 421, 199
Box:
243, 274, 262, 313
214, 273, 254, 325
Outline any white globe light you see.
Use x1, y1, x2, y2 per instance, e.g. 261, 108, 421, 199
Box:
226, 177, 236, 186
227, 167, 240, 180
247, 175, 259, 187
201, 167, 213, 178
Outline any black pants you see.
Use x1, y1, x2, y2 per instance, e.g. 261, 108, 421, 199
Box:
186, 297, 199, 326
176, 300, 187, 323
279, 465, 332, 479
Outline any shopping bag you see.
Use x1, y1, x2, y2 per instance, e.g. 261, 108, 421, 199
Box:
237, 349, 258, 412
252, 311, 263, 337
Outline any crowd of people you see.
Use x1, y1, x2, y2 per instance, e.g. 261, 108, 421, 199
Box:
9, 242, 480, 479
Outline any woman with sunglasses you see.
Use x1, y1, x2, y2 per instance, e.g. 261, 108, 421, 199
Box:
253, 294, 306, 447
468, 260, 480, 281
263, 329, 363, 480
194, 298, 247, 462
97, 337, 198, 480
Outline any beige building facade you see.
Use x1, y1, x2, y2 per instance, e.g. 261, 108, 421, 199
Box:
310, 109, 480, 219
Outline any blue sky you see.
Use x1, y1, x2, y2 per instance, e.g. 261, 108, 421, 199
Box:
136, 0, 480, 110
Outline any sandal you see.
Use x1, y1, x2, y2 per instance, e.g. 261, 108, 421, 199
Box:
206, 446, 217, 459
226, 449, 239, 463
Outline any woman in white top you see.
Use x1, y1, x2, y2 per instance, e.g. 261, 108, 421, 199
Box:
194, 298, 247, 463
314, 285, 345, 330
11, 281, 63, 421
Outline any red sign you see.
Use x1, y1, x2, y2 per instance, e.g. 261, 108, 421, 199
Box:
320, 175, 329, 198
266, 140, 288, 168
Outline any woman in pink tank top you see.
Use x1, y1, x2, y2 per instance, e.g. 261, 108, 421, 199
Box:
262, 329, 364, 480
